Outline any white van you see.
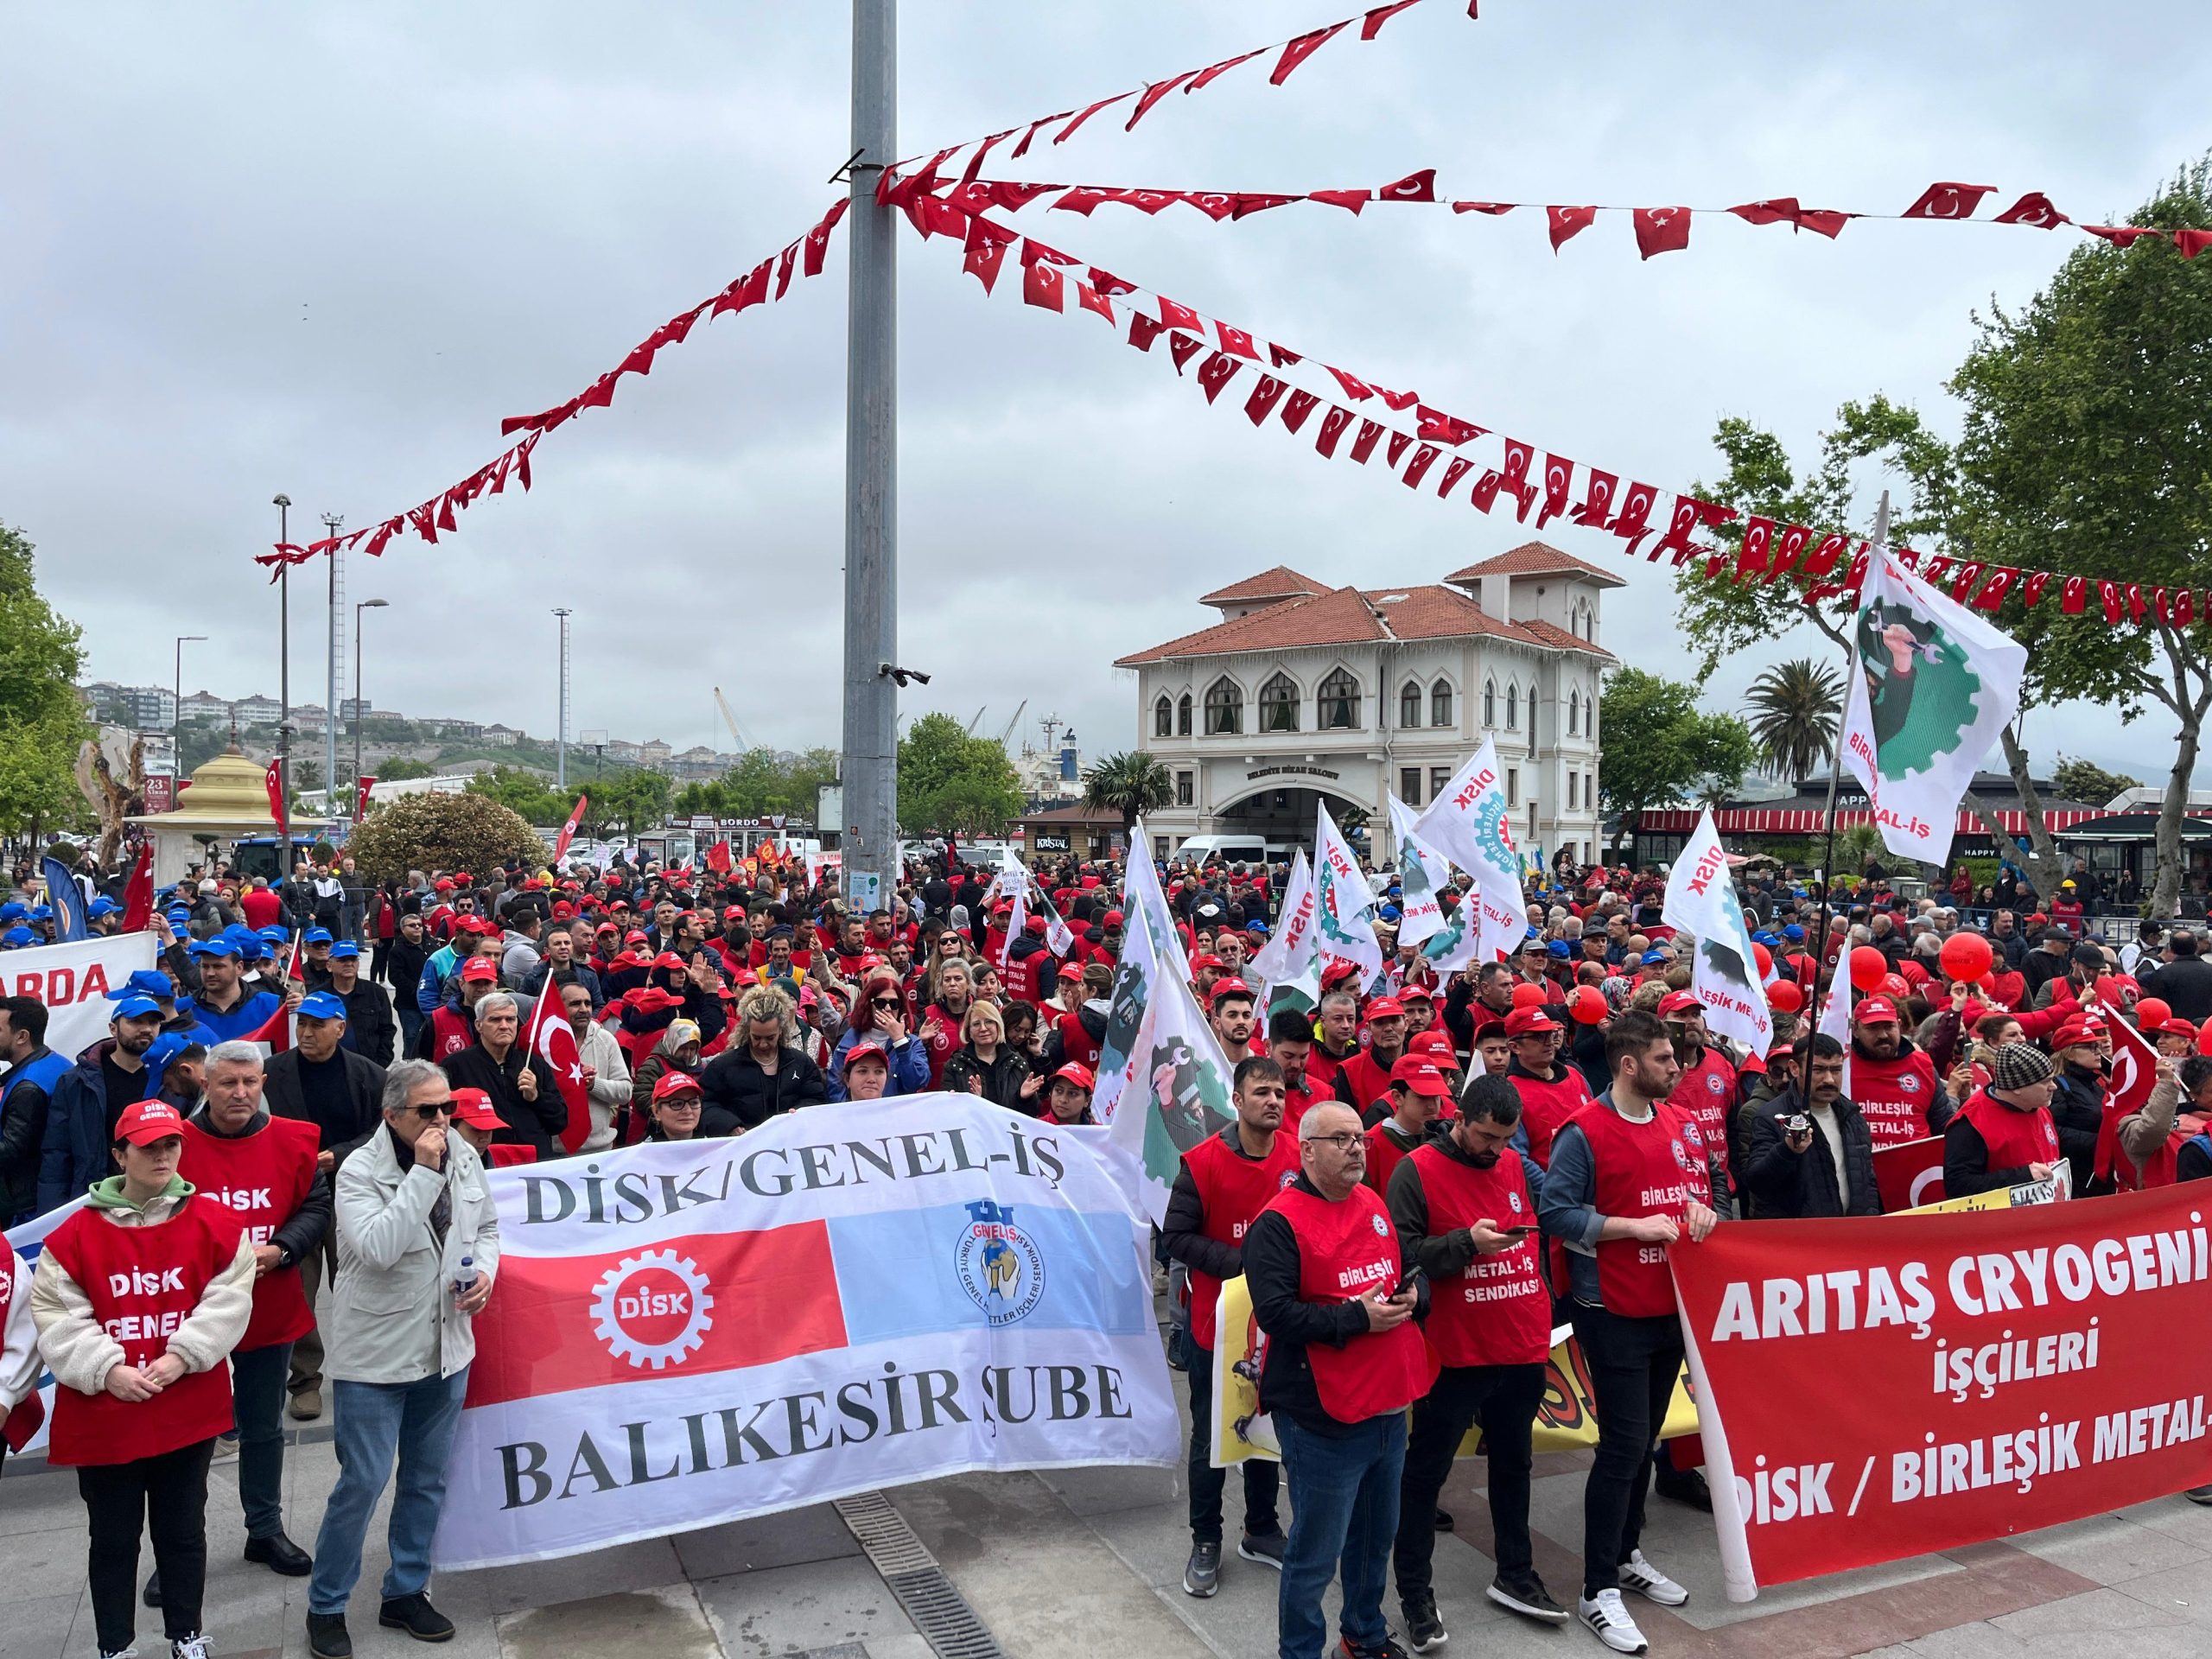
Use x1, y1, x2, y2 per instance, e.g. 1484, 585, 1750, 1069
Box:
1173, 834, 1296, 868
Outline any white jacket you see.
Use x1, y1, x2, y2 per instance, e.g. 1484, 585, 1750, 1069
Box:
576, 1018, 631, 1153
2, 1247, 42, 1412
326, 1126, 500, 1385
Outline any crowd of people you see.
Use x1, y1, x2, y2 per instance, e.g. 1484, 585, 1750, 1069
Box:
3, 833, 2209, 1659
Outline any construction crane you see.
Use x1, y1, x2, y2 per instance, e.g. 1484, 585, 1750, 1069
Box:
994, 698, 1028, 750
712, 686, 753, 753
965, 705, 988, 735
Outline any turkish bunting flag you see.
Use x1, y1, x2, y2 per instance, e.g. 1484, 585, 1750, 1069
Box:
1548, 206, 1597, 251
1633, 207, 1692, 258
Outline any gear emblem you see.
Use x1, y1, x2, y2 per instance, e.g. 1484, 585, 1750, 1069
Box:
589, 1249, 714, 1370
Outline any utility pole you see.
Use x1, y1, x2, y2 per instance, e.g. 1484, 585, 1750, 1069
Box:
322, 512, 345, 827
274, 495, 291, 805
553, 607, 573, 790
840, 0, 899, 913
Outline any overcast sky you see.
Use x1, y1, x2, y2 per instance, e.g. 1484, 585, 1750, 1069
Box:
7, 2, 2203, 783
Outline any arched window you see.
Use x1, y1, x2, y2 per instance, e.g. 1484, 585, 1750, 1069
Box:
1154, 695, 1173, 738
1483, 678, 1497, 725
1431, 679, 1452, 727
1259, 672, 1300, 733
1567, 688, 1580, 735
1205, 677, 1243, 735
1177, 692, 1192, 736
1505, 684, 1519, 729
1399, 681, 1421, 728
1317, 668, 1360, 730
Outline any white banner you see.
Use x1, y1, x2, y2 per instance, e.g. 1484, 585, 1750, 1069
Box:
429, 1096, 1177, 1570
1661, 808, 1773, 1054
1386, 795, 1451, 948
0, 932, 159, 1064
1413, 738, 1526, 969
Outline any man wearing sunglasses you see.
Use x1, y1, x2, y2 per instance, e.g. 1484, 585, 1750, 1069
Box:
306, 1059, 499, 1659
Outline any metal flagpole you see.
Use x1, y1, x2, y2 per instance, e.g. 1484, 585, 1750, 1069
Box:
1809, 489, 1889, 987
840, 0, 899, 916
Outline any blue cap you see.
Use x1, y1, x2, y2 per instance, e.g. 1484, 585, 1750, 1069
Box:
297, 991, 347, 1020
0, 903, 23, 922
2, 927, 30, 948
1247, 920, 1268, 936
188, 938, 242, 959
88, 896, 119, 917
1548, 939, 1573, 958
1641, 949, 1669, 965
304, 928, 334, 944
257, 925, 289, 944
1752, 931, 1778, 947
1783, 924, 1805, 941
107, 970, 176, 1002
143, 1033, 189, 1075
112, 995, 164, 1020
328, 941, 360, 960
29, 906, 51, 921
166, 906, 192, 922
1380, 905, 1402, 921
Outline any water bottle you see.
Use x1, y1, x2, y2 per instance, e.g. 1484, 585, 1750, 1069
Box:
452, 1254, 477, 1306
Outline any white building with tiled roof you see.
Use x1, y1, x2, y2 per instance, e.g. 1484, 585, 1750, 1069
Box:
1116, 542, 1617, 863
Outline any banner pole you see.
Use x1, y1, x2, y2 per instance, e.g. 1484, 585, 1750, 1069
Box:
1810, 491, 1889, 988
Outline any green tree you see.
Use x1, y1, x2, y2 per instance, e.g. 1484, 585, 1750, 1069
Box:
2049, 757, 2140, 808
347, 790, 544, 881
0, 521, 92, 842
1082, 750, 1175, 842
1744, 659, 1842, 785
466, 764, 568, 824
588, 768, 672, 838
377, 755, 436, 781
1596, 669, 1755, 845
897, 713, 1025, 836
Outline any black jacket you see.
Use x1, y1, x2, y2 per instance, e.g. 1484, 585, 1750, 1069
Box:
698, 1043, 829, 1131
1741, 1089, 1880, 1218
337, 981, 397, 1068
1160, 1123, 1275, 1283
442, 1039, 563, 1160
263, 1047, 387, 1166
0, 1046, 60, 1223
2144, 957, 2212, 1025
184, 1103, 334, 1268
941, 1045, 1036, 1113
2050, 1068, 2107, 1193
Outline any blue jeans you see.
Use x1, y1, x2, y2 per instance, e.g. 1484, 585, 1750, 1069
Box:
1275, 1412, 1407, 1659
232, 1341, 293, 1540
309, 1370, 468, 1613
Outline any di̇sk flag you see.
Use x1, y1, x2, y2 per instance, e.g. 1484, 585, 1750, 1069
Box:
1386, 794, 1451, 948
1107, 912, 1237, 1226
428, 1097, 1175, 1569
1247, 849, 1321, 1015
1313, 801, 1384, 991
1411, 737, 1525, 969
1661, 808, 1773, 1054
1840, 543, 2026, 867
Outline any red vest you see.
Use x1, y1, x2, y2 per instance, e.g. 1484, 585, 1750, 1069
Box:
1281, 1084, 1320, 1135
920, 1006, 963, 1088
1362, 1121, 1425, 1197
1852, 1048, 1942, 1150
1337, 1049, 1402, 1116
1959, 1090, 2061, 1174
1053, 1008, 1102, 1071
1180, 1129, 1300, 1351
1576, 1101, 1706, 1319
1306, 1044, 1353, 1096
176, 1117, 320, 1351
1262, 1184, 1439, 1422
1508, 1064, 1593, 1168
1408, 1142, 1550, 1367
488, 1143, 539, 1168
1672, 1047, 1738, 1178
428, 1006, 475, 1062
41, 1198, 242, 1465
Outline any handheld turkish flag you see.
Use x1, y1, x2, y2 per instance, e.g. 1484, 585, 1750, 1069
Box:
528, 990, 593, 1154
1872, 1136, 1948, 1212
119, 843, 155, 934
553, 794, 589, 864
240, 994, 295, 1056
2094, 1010, 2164, 1187
264, 760, 288, 842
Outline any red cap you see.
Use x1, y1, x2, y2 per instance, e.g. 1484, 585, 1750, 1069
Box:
1407, 1029, 1456, 1061
724, 906, 747, 919
1208, 977, 1254, 1005
433, 877, 456, 892
652, 1071, 704, 1103
2053, 1018, 2107, 1051
1365, 996, 1406, 1021
1052, 1062, 1096, 1091
1025, 915, 1048, 936
1853, 995, 1900, 1025
115, 1099, 187, 1147
449, 1088, 506, 1132
1656, 989, 1702, 1020
1389, 1055, 1451, 1098
1103, 910, 1125, 926
460, 957, 499, 983
842, 1040, 889, 1071
2164, 1018, 2201, 1040
551, 901, 575, 920
1192, 954, 1225, 972
652, 952, 690, 971
1398, 982, 1434, 1003
594, 921, 620, 935
1505, 1007, 1559, 1037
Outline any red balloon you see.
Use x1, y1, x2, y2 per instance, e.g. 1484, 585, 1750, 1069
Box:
1767, 979, 1804, 1014
1567, 985, 1608, 1024
1511, 981, 1548, 1010
1752, 942, 1774, 978
2137, 996, 2173, 1030
1849, 946, 1889, 993
1938, 932, 1993, 983
1881, 974, 1911, 1003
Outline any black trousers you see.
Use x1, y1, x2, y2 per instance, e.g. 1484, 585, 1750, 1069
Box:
1185, 1338, 1281, 1545
1571, 1302, 1683, 1597
1392, 1361, 1547, 1605
79, 1437, 217, 1652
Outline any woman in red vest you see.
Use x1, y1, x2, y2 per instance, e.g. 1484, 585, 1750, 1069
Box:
1943, 1042, 2063, 1198
31, 1098, 256, 1659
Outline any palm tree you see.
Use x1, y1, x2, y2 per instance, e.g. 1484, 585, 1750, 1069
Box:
1745, 658, 1843, 785
1082, 750, 1175, 842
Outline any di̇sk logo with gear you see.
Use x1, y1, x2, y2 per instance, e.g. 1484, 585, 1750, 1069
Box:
591, 1249, 715, 1370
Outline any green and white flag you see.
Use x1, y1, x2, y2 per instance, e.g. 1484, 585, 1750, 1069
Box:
1092, 822, 1188, 1127
1249, 849, 1322, 1017
1387, 794, 1451, 948
1107, 909, 1237, 1225
1839, 544, 2026, 868
1314, 802, 1384, 992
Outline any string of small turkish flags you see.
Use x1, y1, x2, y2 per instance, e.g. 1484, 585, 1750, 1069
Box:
876, 0, 1473, 192
903, 190, 2204, 633
941, 173, 2212, 260
256, 198, 852, 575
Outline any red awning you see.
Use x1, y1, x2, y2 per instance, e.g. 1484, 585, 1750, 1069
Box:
1637, 807, 2104, 837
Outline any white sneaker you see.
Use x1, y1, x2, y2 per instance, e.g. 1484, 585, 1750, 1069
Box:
211, 1433, 240, 1463
171, 1637, 210, 1659
1577, 1590, 1648, 1655
1618, 1548, 1688, 1606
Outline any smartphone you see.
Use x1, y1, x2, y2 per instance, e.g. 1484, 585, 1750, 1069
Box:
1497, 1224, 1537, 1239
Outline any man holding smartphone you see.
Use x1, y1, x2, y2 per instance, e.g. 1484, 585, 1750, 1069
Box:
1244, 1103, 1437, 1659
1387, 1074, 1564, 1649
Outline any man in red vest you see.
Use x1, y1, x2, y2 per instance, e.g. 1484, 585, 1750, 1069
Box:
1331, 996, 1408, 1116
1207, 978, 1262, 1061
1536, 1009, 1717, 1655
1266, 1010, 1320, 1133
1160, 1055, 1299, 1599
172, 1040, 327, 1597
1502, 1005, 1594, 1168
1243, 1103, 1436, 1659
1388, 1073, 1567, 1649
1847, 994, 1942, 1150
1943, 1042, 2063, 1198
1656, 990, 1738, 1210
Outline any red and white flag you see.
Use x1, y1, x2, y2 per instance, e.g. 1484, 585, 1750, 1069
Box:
553, 794, 589, 864
525, 989, 592, 1154
264, 760, 288, 843
354, 776, 377, 823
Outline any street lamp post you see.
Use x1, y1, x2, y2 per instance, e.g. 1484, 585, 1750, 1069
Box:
321, 512, 343, 820
552, 607, 573, 791
173, 636, 207, 747
352, 599, 388, 820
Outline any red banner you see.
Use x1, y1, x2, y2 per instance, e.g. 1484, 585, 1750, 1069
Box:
1872, 1135, 1947, 1213
1672, 1186, 2212, 1599
354, 775, 376, 823
118, 844, 155, 935
553, 794, 588, 865
264, 760, 288, 843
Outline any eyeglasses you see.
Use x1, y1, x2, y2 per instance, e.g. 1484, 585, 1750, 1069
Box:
1302, 1131, 1362, 1152
871, 998, 901, 1012
412, 1101, 459, 1120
